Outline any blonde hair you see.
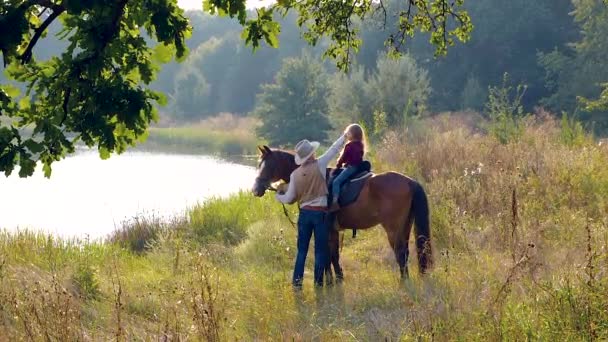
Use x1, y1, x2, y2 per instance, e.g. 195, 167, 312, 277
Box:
346, 123, 364, 141
345, 123, 367, 154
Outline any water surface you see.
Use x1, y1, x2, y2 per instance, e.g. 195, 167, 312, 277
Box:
0, 151, 256, 239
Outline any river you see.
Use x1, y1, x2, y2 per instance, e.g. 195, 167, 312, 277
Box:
0, 151, 257, 239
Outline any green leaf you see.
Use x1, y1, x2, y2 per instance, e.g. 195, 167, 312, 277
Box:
152, 43, 175, 64
18, 96, 30, 110
23, 139, 44, 154
43, 163, 52, 178
18, 157, 36, 178
156, 92, 168, 107
99, 147, 111, 160
2, 84, 20, 98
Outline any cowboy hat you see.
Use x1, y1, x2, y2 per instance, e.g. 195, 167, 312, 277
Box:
294, 139, 320, 165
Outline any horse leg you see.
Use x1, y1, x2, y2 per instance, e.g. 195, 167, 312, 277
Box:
329, 227, 344, 282
383, 217, 412, 279
324, 236, 334, 286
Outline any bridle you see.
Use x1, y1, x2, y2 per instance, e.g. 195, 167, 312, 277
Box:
255, 176, 296, 230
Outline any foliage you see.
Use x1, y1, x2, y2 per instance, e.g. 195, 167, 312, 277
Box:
188, 191, 283, 246
254, 54, 332, 146
372, 109, 389, 139
0, 0, 190, 177
72, 263, 101, 300
485, 73, 527, 144
327, 67, 372, 130
144, 113, 260, 156
108, 216, 182, 254
328, 53, 430, 131
171, 67, 211, 120
367, 53, 430, 126
559, 112, 587, 147
389, 0, 578, 111
0, 0, 474, 178
224, 0, 472, 71
460, 73, 486, 111
538, 0, 608, 132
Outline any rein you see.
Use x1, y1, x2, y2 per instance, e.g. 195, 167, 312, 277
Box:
265, 185, 297, 230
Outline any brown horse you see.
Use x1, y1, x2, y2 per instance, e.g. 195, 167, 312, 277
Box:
252, 145, 432, 280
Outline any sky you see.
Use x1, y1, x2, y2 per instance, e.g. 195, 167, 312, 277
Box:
177, 0, 273, 10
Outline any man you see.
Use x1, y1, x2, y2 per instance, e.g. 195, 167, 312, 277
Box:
275, 133, 346, 288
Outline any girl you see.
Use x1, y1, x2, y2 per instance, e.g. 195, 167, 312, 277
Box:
330, 124, 365, 210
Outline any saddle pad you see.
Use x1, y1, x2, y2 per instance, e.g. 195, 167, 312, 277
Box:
338, 172, 372, 207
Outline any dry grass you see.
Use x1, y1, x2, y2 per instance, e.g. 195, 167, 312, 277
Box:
0, 113, 607, 340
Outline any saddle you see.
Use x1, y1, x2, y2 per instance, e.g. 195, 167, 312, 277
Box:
326, 161, 372, 238
326, 160, 373, 208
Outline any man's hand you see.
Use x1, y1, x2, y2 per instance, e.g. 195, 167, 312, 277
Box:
276, 182, 289, 194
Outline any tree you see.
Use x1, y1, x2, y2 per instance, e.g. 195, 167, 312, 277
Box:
171, 67, 211, 120
254, 54, 331, 146
228, 0, 472, 70
0, 0, 190, 177
327, 66, 372, 129
538, 0, 608, 132
367, 53, 430, 126
460, 74, 486, 111
1, 0, 472, 177
328, 53, 430, 131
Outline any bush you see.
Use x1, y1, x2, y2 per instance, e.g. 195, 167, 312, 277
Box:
188, 191, 283, 246
559, 112, 587, 147
460, 74, 486, 111
72, 263, 100, 300
485, 73, 527, 144
235, 220, 296, 268
108, 216, 183, 254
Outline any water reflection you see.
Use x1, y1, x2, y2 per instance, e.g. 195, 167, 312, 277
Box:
0, 151, 256, 239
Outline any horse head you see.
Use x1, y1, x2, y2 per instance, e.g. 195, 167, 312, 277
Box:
252, 145, 297, 197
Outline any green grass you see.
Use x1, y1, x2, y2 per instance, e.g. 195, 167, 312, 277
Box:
141, 114, 263, 158
0, 114, 607, 340
144, 126, 259, 156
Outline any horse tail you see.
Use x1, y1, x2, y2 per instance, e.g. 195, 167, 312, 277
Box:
411, 181, 433, 273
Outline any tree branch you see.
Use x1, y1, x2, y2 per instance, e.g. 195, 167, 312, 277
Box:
20, 5, 65, 64
60, 87, 71, 125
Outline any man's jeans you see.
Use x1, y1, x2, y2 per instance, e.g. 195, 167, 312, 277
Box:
332, 165, 358, 203
293, 209, 330, 287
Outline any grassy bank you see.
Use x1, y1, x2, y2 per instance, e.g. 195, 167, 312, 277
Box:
1, 114, 607, 340
142, 113, 261, 157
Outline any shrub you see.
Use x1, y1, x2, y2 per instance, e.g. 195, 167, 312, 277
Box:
72, 263, 100, 300
559, 112, 587, 147
108, 216, 184, 254
485, 73, 527, 144
188, 191, 282, 246
235, 220, 296, 268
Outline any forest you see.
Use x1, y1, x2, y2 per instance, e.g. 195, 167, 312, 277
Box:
2, 0, 607, 143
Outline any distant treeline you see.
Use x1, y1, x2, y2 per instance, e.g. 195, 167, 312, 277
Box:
2, 0, 607, 135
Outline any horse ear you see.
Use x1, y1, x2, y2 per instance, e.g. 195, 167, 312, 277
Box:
263, 145, 272, 154
258, 145, 266, 155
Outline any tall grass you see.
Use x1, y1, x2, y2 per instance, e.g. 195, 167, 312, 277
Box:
0, 113, 607, 339
143, 113, 261, 157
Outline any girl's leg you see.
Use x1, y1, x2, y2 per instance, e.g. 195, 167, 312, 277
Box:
331, 166, 358, 203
